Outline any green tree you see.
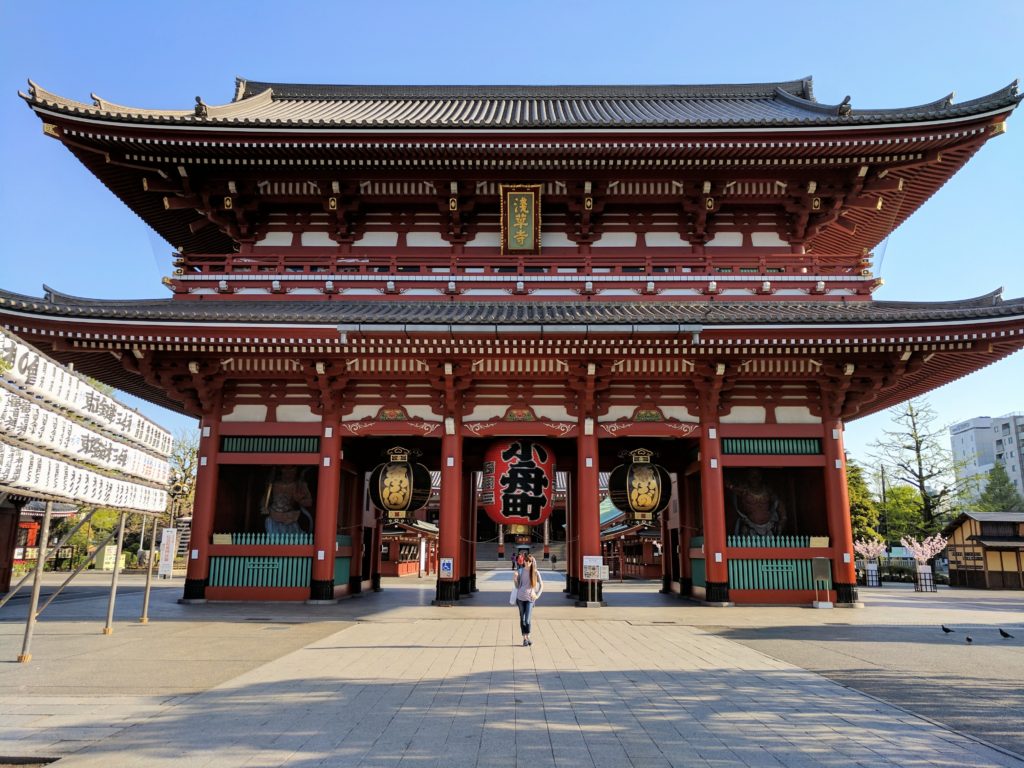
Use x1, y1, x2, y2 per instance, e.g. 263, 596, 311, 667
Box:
871, 398, 967, 534
846, 459, 880, 541
975, 463, 1024, 513
879, 484, 926, 543
52, 507, 124, 567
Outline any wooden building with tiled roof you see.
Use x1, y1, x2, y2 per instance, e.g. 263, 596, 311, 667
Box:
4, 76, 1023, 606
943, 512, 1024, 589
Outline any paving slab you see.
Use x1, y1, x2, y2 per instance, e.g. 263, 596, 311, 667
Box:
1, 571, 1023, 766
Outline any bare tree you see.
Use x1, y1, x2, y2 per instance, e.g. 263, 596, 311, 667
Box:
168, 427, 199, 520
870, 398, 966, 533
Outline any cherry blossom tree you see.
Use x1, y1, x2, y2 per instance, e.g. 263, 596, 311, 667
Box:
900, 534, 947, 565
854, 539, 887, 561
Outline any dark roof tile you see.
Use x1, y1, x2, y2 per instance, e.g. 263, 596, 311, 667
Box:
23, 78, 1021, 130
4, 288, 1024, 328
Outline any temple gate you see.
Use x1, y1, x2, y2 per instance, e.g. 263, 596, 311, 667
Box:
4, 76, 1024, 606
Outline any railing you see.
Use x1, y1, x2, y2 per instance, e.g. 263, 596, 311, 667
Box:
727, 535, 812, 548
216, 532, 313, 546
176, 249, 870, 278
167, 247, 878, 299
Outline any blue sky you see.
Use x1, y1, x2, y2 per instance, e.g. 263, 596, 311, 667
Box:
1, 0, 1021, 465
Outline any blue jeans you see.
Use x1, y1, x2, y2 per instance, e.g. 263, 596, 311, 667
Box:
517, 599, 534, 636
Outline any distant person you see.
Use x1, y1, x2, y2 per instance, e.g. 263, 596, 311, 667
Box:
513, 553, 543, 646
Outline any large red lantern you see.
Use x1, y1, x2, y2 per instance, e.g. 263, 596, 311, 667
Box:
481, 439, 554, 526
608, 448, 672, 524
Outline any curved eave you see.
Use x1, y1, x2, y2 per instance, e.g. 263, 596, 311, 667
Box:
3, 290, 1023, 420
3, 289, 1024, 326
21, 79, 1021, 132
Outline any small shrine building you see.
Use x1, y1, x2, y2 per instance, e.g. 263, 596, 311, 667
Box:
4, 77, 1023, 606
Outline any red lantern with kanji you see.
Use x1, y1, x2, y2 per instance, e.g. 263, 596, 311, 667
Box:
480, 439, 554, 526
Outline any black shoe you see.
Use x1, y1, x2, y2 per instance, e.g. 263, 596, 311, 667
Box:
526, 639, 532, 646
522, 638, 528, 646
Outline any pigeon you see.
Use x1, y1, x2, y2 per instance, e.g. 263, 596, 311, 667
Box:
999, 629, 1014, 639
941, 625, 954, 633
966, 636, 973, 644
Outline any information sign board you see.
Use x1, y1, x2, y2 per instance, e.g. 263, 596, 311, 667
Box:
158, 528, 177, 579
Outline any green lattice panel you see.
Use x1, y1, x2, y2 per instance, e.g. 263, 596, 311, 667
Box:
209, 556, 312, 587
728, 559, 822, 590
220, 436, 320, 453
691, 558, 706, 588
721, 438, 822, 455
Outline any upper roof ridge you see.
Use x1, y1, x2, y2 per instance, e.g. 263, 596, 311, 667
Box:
235, 78, 815, 102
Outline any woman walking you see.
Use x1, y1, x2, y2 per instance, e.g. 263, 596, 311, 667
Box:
513, 553, 543, 646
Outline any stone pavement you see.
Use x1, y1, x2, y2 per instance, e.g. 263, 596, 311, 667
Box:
1, 571, 1022, 767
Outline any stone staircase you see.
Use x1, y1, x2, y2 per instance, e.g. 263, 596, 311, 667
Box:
475, 541, 566, 571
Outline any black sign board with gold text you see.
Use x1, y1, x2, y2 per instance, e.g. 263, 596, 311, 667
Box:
500, 184, 542, 255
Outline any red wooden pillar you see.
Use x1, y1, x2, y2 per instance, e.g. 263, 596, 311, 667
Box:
183, 414, 220, 601
459, 469, 473, 595
659, 485, 672, 593
341, 469, 361, 594
370, 505, 383, 591
824, 419, 859, 604
576, 421, 602, 604
469, 472, 479, 592
347, 468, 366, 594
435, 419, 462, 603
564, 469, 576, 595
680, 467, 696, 595
698, 389, 729, 604
310, 416, 341, 602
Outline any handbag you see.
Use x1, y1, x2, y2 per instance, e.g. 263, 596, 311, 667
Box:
509, 585, 518, 606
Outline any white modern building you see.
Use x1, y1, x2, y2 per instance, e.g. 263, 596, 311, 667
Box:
950, 413, 1024, 503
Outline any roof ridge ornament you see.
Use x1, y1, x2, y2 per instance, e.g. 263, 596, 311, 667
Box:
194, 96, 208, 118
801, 77, 815, 102
837, 95, 852, 117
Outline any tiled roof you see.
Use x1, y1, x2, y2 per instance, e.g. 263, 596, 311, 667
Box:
965, 512, 1024, 522
942, 511, 1024, 538
21, 78, 1021, 129
2, 287, 1023, 328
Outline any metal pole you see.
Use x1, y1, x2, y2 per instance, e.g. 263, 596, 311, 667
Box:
140, 513, 160, 624
138, 515, 148, 565
103, 511, 128, 636
18, 501, 53, 663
